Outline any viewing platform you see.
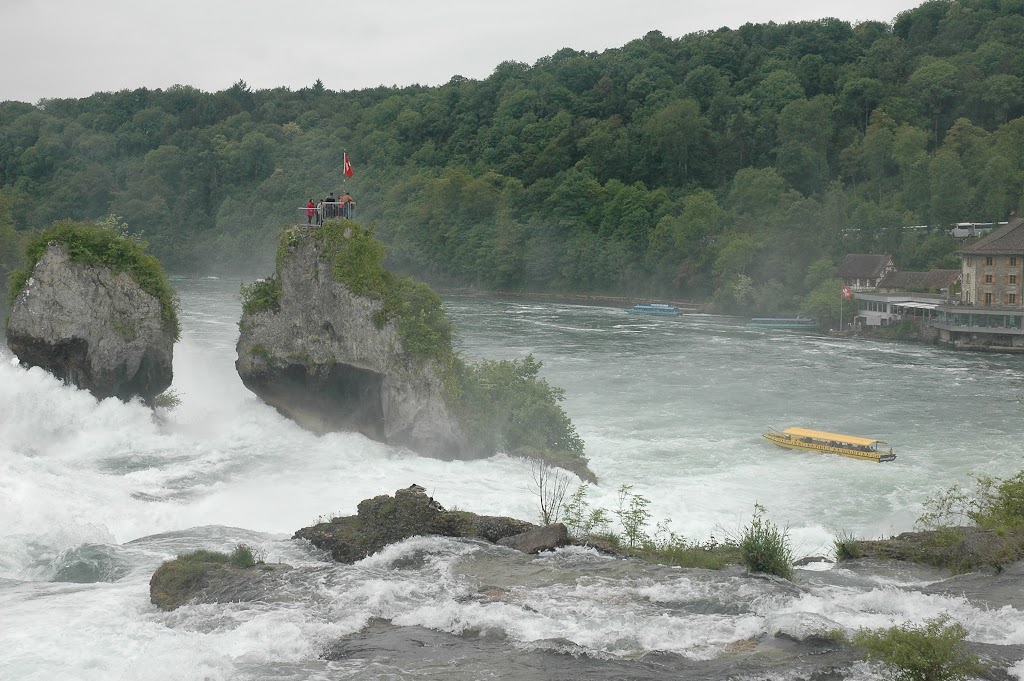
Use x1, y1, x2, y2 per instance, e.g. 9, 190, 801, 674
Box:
300, 199, 356, 226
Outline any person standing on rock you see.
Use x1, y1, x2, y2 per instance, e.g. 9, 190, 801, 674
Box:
305, 199, 315, 225
340, 192, 354, 219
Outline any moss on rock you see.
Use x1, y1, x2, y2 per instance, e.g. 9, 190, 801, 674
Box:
293, 486, 535, 563
9, 217, 180, 340
149, 545, 283, 611
853, 527, 1024, 573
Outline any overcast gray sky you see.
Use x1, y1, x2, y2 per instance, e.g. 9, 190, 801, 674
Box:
1, 0, 924, 104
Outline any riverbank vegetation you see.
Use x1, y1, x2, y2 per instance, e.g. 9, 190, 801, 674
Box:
835, 469, 1024, 572
535, 477, 793, 576
3, 2, 1024, 317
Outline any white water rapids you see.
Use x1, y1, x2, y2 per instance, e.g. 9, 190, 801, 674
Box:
1, 277, 1023, 680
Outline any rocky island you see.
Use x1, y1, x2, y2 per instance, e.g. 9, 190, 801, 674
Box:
236, 221, 594, 481
5, 218, 179, 404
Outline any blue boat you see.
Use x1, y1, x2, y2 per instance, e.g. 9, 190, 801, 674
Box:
627, 303, 678, 316
747, 317, 818, 329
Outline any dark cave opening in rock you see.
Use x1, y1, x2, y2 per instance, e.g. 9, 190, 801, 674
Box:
276, 361, 385, 438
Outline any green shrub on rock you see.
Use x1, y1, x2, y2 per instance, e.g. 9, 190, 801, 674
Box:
919, 471, 1024, 534
452, 354, 590, 480
149, 544, 265, 611
739, 504, 793, 579
240, 276, 282, 316
833, 530, 862, 561
313, 222, 454, 365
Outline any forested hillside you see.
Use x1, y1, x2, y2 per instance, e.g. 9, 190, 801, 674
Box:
3, 0, 1024, 321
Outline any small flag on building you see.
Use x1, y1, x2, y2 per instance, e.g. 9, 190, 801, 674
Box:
841, 285, 852, 300
343, 152, 354, 178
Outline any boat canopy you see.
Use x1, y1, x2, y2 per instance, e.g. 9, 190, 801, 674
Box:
782, 427, 886, 446
749, 317, 815, 322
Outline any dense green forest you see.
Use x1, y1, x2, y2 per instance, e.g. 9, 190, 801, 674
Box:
3, 0, 1024, 325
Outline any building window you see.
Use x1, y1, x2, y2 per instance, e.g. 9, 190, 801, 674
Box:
985, 292, 993, 305
966, 257, 973, 266
1009, 293, 1018, 305
985, 256, 994, 266
1010, 275, 1018, 285
985, 274, 994, 284
1010, 257, 1018, 267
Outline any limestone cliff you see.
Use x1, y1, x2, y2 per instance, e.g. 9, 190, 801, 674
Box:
6, 238, 176, 403
235, 223, 469, 458
237, 222, 594, 481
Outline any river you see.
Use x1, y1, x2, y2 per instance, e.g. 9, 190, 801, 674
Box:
1, 277, 1023, 680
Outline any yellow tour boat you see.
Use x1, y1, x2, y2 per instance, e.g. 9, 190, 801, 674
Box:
763, 427, 896, 462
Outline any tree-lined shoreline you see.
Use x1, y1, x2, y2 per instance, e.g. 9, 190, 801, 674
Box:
2, 1, 1023, 322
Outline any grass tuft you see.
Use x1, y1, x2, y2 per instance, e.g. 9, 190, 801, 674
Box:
738, 503, 794, 579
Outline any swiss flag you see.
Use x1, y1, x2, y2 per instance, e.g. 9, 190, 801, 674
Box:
841, 285, 852, 300
343, 152, 354, 178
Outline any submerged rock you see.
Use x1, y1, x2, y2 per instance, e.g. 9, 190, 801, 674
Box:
7, 241, 175, 403
293, 485, 537, 563
497, 523, 570, 554
236, 224, 468, 458
149, 549, 292, 611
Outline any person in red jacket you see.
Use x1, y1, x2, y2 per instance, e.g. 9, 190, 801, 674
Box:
305, 199, 315, 224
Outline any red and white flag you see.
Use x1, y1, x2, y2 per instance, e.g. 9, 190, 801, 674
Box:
841, 285, 852, 300
343, 152, 354, 178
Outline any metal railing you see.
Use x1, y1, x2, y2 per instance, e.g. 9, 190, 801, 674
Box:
299, 201, 356, 225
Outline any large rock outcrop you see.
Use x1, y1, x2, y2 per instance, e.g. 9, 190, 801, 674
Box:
236, 225, 468, 458
6, 242, 174, 402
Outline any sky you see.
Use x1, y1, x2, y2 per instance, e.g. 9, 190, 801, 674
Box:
1, 0, 926, 105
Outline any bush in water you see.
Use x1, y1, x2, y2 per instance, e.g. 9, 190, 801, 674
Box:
738, 503, 793, 579
850, 614, 983, 681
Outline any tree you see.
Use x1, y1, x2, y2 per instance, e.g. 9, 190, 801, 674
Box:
528, 460, 571, 525
928, 150, 968, 227
642, 99, 707, 185
775, 96, 834, 195
800, 277, 844, 327
907, 58, 960, 143
979, 74, 1023, 125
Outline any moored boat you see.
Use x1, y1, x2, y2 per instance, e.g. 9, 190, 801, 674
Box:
627, 303, 678, 316
747, 317, 818, 329
763, 427, 895, 462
